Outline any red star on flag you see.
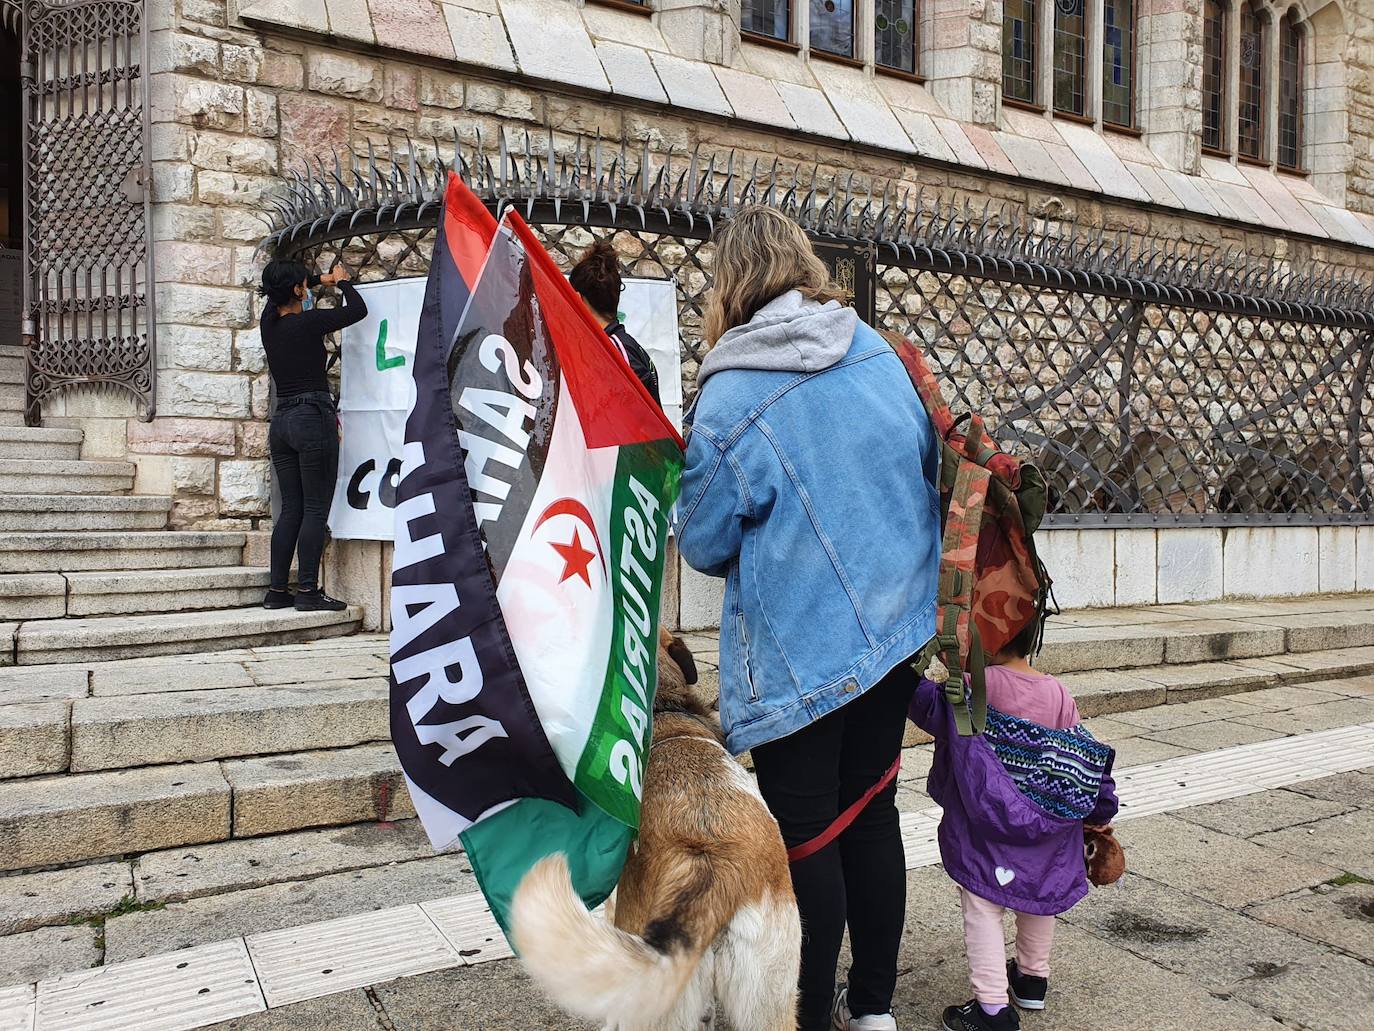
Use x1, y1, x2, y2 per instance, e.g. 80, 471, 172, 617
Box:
550, 527, 597, 587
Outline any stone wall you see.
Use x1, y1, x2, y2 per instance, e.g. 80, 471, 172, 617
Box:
1347, 0, 1374, 213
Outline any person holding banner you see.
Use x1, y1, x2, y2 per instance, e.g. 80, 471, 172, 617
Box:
675, 207, 941, 1031
258, 259, 367, 612
569, 239, 662, 405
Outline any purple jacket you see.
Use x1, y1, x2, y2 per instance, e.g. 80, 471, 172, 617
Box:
909, 677, 1119, 916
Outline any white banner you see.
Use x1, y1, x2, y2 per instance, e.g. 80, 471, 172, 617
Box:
328, 277, 424, 540
328, 275, 681, 540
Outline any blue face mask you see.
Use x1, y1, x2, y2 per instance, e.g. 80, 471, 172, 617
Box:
301, 290, 313, 312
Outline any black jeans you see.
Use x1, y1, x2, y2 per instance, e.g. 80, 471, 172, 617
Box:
269, 393, 338, 592
751, 662, 917, 1031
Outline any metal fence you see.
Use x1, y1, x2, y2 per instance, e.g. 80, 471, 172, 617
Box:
263, 130, 1374, 526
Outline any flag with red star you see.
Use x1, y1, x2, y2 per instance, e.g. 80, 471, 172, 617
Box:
389, 173, 683, 939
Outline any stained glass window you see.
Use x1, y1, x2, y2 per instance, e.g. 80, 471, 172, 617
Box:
1102, 0, 1134, 127
875, 0, 918, 75
1053, 0, 1086, 116
742, 0, 790, 41
1003, 0, 1037, 105
810, 0, 855, 57
1238, 3, 1266, 159
1203, 0, 1227, 151
1278, 11, 1303, 169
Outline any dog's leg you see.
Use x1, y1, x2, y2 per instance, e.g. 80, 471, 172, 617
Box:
652, 947, 715, 1031
715, 895, 802, 1031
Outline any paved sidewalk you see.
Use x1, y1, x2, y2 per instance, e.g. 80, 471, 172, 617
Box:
6, 680, 1371, 1031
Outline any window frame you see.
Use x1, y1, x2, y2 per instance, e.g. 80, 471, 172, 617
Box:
1003, 0, 1042, 111
1236, 1, 1269, 163
808, 0, 860, 63
740, 0, 798, 50
1101, 0, 1138, 130
1277, 7, 1305, 172
1202, 0, 1231, 157
585, 0, 654, 15
1052, 0, 1089, 118
873, 0, 923, 81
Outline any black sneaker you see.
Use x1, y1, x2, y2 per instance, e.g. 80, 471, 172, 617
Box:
293, 589, 348, 612
942, 1000, 1019, 1031
262, 589, 294, 610
1007, 960, 1047, 1011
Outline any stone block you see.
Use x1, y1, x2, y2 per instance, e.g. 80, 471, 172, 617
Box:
775, 81, 848, 141
224, 742, 415, 836
171, 456, 216, 495
1249, 881, 1374, 963
133, 819, 432, 904
1054, 672, 1167, 717
465, 81, 537, 121
1224, 527, 1320, 598
714, 66, 794, 130
160, 322, 235, 370
127, 417, 237, 457
1156, 528, 1223, 603
0, 701, 69, 777
148, 31, 220, 77
69, 681, 387, 771
222, 43, 264, 83
1161, 619, 1288, 664
154, 74, 243, 132
416, 68, 464, 110
1318, 526, 1359, 595
246, 88, 280, 138
157, 283, 254, 329
131, 453, 174, 496
196, 169, 281, 207
678, 558, 724, 632
279, 93, 352, 162
1037, 624, 1165, 674
1355, 526, 1374, 592
383, 64, 418, 111
104, 853, 474, 963
259, 50, 305, 90
1036, 530, 1115, 609
166, 372, 253, 419
0, 924, 100, 986
0, 764, 230, 870
649, 51, 731, 118
219, 207, 276, 243
326, 0, 375, 43
501, 0, 608, 92
237, 420, 270, 459
153, 202, 216, 242
220, 459, 271, 516
441, 5, 516, 72
306, 50, 382, 101
190, 131, 279, 175
181, 0, 227, 27
234, 326, 266, 374
596, 41, 669, 105
91, 660, 255, 696
321, 539, 385, 631
152, 160, 194, 202
373, 0, 455, 59
0, 861, 132, 935
252, 374, 272, 418
1133, 659, 1280, 701
1114, 529, 1157, 605
811, 62, 910, 152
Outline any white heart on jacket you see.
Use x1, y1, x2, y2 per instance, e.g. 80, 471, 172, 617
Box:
994, 866, 1015, 887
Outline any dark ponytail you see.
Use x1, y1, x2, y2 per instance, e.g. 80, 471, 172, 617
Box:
259, 259, 312, 307
569, 239, 623, 319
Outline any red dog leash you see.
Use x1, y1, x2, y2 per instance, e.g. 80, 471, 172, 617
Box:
786, 755, 903, 863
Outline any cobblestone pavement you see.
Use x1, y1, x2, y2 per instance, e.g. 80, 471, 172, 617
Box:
187, 687, 1374, 1031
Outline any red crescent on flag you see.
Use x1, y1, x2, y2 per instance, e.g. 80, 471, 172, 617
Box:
532, 498, 609, 581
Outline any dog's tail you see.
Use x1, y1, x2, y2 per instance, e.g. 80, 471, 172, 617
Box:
511, 852, 722, 1027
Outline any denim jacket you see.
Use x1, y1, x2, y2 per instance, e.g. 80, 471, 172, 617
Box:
674, 290, 941, 754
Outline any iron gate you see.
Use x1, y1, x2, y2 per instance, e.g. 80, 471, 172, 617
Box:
262, 131, 1374, 527
18, 0, 155, 421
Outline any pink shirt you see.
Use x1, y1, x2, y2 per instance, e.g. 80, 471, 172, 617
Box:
983, 665, 1080, 730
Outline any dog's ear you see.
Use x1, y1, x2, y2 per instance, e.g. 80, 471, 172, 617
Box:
664, 634, 698, 686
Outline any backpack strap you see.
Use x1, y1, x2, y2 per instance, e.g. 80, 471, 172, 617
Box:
938, 459, 991, 736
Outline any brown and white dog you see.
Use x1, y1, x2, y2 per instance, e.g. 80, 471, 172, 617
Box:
511, 627, 801, 1030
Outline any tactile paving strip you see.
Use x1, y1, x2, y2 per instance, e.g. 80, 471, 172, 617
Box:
33, 939, 263, 1031
0, 985, 34, 1031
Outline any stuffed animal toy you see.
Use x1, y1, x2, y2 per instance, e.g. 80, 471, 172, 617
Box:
1084, 824, 1125, 886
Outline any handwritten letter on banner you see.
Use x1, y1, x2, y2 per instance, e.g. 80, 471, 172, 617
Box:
329, 276, 681, 541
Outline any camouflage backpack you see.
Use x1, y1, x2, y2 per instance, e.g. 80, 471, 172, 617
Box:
880, 330, 1053, 737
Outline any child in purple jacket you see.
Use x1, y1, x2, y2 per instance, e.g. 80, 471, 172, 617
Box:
908, 620, 1119, 1031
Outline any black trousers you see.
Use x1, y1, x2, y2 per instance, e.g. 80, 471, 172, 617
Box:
269, 393, 338, 592
751, 662, 917, 1031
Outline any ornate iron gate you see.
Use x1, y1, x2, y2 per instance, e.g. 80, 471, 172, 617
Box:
262, 131, 1374, 527
19, 0, 154, 421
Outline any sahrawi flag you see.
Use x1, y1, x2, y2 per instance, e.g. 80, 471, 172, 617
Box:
390, 172, 683, 937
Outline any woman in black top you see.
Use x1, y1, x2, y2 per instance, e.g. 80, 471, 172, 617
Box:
258, 259, 368, 611
569, 240, 661, 405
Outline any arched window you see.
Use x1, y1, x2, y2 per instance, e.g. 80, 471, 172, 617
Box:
1102, 0, 1136, 128
1278, 9, 1304, 170
1053, 0, 1087, 116
1003, 0, 1037, 106
1238, 2, 1267, 160
1203, 0, 1228, 152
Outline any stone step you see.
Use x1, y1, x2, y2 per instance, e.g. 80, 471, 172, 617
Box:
0, 493, 169, 532
0, 426, 82, 460
0, 458, 134, 494
0, 574, 67, 620
0, 413, 22, 427
0, 763, 231, 872
13, 605, 362, 665
64, 565, 271, 617
0, 530, 243, 573
66, 680, 386, 772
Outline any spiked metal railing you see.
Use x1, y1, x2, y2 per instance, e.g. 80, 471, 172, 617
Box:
263, 128, 1374, 526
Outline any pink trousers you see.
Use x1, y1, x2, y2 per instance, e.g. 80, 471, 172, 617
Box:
959, 889, 1055, 1007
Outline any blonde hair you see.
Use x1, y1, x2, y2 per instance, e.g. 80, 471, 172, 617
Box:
703, 206, 845, 345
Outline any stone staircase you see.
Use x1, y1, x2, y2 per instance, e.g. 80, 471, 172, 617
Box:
0, 420, 361, 666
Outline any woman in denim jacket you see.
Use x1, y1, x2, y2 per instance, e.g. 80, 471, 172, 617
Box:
675, 207, 942, 1031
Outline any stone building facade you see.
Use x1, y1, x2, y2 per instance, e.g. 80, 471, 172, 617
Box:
7, 0, 1374, 630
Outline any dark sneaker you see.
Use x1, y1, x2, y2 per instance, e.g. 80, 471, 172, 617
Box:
262, 589, 294, 610
293, 589, 348, 612
942, 1000, 1020, 1031
1007, 960, 1048, 1011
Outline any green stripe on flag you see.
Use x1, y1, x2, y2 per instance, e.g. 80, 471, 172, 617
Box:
574, 439, 682, 829
461, 796, 633, 935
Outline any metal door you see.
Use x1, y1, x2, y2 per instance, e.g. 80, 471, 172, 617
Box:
21, 0, 154, 422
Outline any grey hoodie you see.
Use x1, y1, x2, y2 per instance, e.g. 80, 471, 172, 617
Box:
696, 289, 859, 386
